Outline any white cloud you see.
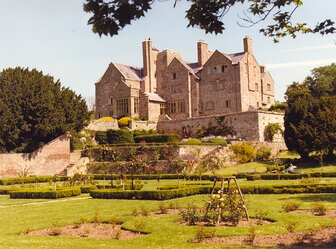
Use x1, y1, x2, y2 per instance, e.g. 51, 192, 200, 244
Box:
266, 59, 336, 69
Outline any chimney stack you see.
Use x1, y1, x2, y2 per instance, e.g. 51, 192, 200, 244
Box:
197, 40, 209, 67
243, 36, 252, 53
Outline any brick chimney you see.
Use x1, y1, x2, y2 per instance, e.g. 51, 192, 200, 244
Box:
243, 36, 252, 53
142, 39, 156, 92
197, 40, 209, 67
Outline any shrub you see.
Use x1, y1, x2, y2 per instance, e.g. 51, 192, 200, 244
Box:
118, 117, 131, 127
312, 202, 328, 216
230, 143, 256, 163
157, 203, 168, 214
95, 131, 108, 144
282, 201, 300, 213
9, 188, 81, 199
256, 146, 272, 161
106, 129, 134, 144
211, 137, 227, 146
183, 138, 202, 145
179, 204, 201, 225
284, 220, 299, 232
98, 116, 114, 121
194, 227, 215, 242
134, 134, 180, 143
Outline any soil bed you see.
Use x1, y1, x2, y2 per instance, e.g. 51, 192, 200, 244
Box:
202, 227, 336, 247
291, 209, 336, 218
25, 223, 142, 240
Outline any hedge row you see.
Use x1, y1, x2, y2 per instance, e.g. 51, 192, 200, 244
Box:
96, 130, 134, 144
0, 176, 69, 186
242, 184, 336, 194
134, 134, 180, 143
96, 183, 143, 190
90, 174, 216, 181
244, 172, 336, 181
9, 188, 81, 199
90, 184, 336, 200
79, 185, 97, 193
95, 130, 180, 144
90, 186, 210, 200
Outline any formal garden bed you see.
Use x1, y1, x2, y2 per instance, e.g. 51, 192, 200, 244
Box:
25, 223, 143, 240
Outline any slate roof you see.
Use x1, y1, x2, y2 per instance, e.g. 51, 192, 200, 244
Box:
114, 63, 143, 80
144, 92, 166, 102
226, 52, 246, 64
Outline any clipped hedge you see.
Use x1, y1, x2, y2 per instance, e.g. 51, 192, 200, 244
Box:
241, 184, 336, 194
134, 134, 180, 143
90, 183, 336, 200
90, 173, 217, 181
80, 185, 97, 193
96, 183, 143, 190
95, 129, 134, 144
245, 173, 310, 181
90, 186, 211, 200
0, 176, 69, 186
9, 187, 81, 199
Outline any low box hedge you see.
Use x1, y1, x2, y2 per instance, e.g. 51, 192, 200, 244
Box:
134, 134, 180, 143
79, 185, 97, 193
90, 173, 217, 181
0, 176, 69, 186
9, 187, 81, 199
90, 186, 212, 200
96, 183, 143, 190
91, 183, 336, 200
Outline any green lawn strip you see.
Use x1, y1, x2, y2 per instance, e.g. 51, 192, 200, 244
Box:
0, 194, 334, 249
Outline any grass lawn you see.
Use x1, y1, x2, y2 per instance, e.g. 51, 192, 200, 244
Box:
0, 190, 336, 249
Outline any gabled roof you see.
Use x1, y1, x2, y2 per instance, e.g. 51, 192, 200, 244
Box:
144, 92, 166, 102
225, 52, 246, 64
169, 57, 200, 79
114, 63, 143, 81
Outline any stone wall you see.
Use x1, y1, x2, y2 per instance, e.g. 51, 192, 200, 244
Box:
157, 111, 285, 144
129, 120, 157, 131
0, 134, 70, 177
86, 119, 119, 131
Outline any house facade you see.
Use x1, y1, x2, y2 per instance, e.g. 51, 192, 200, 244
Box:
95, 37, 281, 142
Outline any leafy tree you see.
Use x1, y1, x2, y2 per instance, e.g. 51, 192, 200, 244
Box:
83, 0, 335, 42
0, 67, 90, 153
284, 64, 336, 160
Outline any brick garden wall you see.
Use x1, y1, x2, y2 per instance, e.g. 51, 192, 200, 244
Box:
0, 134, 70, 177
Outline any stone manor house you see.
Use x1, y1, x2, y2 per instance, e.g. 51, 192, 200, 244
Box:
95, 37, 284, 142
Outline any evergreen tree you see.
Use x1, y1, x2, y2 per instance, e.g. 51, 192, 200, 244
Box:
284, 64, 336, 160
0, 67, 90, 153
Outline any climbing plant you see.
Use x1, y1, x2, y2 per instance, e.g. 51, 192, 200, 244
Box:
264, 123, 283, 142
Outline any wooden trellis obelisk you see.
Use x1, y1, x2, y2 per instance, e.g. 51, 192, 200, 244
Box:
206, 176, 249, 224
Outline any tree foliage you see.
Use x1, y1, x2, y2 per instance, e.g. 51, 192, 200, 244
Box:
0, 67, 90, 153
284, 63, 336, 160
83, 0, 335, 42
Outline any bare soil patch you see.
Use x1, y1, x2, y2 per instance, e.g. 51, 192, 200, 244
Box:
291, 209, 336, 218
202, 227, 336, 247
25, 223, 142, 240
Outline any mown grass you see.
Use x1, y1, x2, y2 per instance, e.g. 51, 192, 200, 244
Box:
0, 191, 335, 249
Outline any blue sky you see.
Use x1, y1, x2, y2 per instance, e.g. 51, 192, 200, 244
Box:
0, 0, 335, 101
